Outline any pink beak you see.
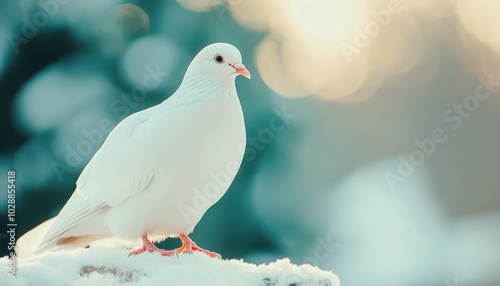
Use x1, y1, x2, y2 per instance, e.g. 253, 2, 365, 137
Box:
232, 63, 251, 79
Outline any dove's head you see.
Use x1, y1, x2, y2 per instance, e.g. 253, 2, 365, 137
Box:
185, 43, 251, 82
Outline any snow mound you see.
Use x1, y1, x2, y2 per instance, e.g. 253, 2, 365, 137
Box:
0, 247, 340, 286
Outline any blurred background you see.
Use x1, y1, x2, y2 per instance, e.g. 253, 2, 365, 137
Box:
1, 0, 500, 285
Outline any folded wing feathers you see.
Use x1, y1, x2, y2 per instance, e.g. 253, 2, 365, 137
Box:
40, 193, 107, 247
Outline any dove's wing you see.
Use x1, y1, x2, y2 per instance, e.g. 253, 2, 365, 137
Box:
41, 105, 168, 245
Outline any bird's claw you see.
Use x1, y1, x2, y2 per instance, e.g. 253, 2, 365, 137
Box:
128, 239, 177, 257
208, 252, 222, 259
175, 240, 221, 259
129, 233, 221, 259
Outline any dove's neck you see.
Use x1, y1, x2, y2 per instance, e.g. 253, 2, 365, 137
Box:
169, 75, 238, 106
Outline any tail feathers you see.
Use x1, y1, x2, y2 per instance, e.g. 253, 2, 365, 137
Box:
16, 217, 56, 258
15, 218, 105, 258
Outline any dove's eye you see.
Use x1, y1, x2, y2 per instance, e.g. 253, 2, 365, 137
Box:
214, 54, 224, 64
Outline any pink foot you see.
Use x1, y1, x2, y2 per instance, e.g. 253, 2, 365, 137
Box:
128, 233, 221, 259
175, 233, 221, 259
128, 233, 176, 257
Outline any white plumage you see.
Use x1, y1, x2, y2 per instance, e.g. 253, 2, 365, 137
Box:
17, 43, 250, 258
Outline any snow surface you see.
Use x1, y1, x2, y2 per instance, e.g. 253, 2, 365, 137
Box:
1, 246, 340, 286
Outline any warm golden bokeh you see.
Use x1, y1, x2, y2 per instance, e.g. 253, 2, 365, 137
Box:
458, 0, 500, 54
178, 0, 500, 102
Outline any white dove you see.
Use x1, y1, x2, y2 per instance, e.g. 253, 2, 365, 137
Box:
16, 43, 250, 258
